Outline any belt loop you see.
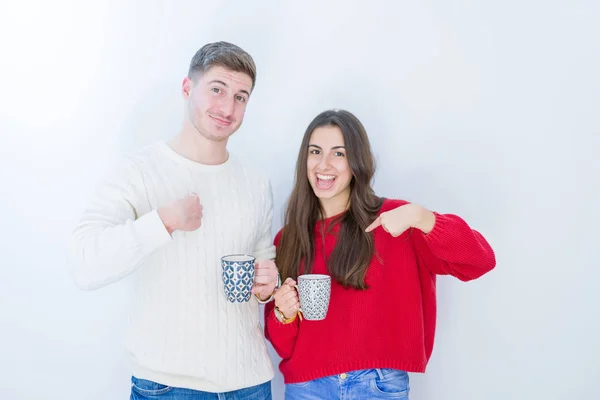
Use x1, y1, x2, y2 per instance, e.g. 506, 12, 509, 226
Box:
375, 368, 385, 380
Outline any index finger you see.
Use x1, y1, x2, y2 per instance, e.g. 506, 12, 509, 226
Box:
365, 216, 382, 232
283, 277, 297, 286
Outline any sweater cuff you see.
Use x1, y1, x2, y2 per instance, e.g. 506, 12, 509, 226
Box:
422, 212, 450, 246
253, 244, 276, 261
267, 307, 300, 332
135, 210, 173, 252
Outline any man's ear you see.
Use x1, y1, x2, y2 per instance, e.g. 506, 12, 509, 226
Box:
182, 76, 193, 99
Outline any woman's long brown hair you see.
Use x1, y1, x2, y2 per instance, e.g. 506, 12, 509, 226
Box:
277, 109, 383, 290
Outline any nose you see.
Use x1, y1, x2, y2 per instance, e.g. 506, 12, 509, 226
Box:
317, 154, 332, 170
218, 96, 235, 118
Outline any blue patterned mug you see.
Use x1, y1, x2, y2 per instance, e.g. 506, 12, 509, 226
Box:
221, 254, 255, 303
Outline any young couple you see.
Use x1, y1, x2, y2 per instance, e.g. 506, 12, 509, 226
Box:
71, 41, 495, 400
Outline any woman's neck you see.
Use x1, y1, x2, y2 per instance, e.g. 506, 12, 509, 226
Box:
319, 196, 350, 219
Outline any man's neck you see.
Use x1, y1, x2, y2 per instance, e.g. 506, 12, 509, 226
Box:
169, 129, 228, 165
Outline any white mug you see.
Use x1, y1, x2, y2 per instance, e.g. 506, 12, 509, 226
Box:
295, 274, 331, 321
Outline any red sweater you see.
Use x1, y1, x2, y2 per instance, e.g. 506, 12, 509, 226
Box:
264, 199, 496, 384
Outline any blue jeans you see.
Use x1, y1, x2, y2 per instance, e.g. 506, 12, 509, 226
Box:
130, 376, 272, 400
285, 369, 409, 399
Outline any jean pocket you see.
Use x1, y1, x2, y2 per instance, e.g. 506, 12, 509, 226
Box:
241, 381, 272, 400
370, 369, 409, 398
287, 380, 311, 388
131, 376, 174, 396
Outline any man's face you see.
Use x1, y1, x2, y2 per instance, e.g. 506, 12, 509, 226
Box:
183, 66, 253, 142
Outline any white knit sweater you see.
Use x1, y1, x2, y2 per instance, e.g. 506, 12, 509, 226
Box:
70, 141, 276, 392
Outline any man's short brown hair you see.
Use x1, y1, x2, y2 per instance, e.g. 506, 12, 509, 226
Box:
188, 41, 257, 90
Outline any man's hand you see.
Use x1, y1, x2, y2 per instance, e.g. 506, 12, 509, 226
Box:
158, 193, 203, 235
365, 203, 436, 236
252, 259, 279, 299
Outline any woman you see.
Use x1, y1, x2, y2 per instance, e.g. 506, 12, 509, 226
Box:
265, 109, 496, 399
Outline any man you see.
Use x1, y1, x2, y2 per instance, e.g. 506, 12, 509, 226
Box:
71, 41, 279, 399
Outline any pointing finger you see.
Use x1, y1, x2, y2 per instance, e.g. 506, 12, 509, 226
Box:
365, 216, 382, 233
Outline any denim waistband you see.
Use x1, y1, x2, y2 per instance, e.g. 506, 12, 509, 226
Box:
331, 368, 389, 382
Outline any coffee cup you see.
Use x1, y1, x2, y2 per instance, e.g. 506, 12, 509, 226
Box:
295, 274, 331, 321
221, 254, 255, 303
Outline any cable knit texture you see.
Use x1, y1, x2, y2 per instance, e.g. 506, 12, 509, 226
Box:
71, 141, 276, 392
264, 198, 496, 384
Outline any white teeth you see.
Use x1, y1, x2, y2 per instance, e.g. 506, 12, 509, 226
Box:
317, 174, 335, 180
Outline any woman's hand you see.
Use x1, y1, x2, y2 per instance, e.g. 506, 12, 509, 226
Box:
273, 278, 300, 319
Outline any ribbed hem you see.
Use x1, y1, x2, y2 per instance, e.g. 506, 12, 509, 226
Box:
267, 307, 300, 332
281, 359, 427, 384
253, 244, 276, 261
156, 141, 234, 172
130, 357, 274, 393
422, 212, 450, 244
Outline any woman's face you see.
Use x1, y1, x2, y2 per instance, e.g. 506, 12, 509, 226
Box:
306, 125, 353, 212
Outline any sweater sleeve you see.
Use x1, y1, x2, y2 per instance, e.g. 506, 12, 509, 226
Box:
411, 212, 496, 281
264, 300, 300, 359
263, 229, 301, 359
252, 179, 276, 261
69, 157, 172, 290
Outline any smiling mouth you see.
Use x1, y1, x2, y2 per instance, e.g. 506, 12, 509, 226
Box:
209, 115, 232, 126
316, 173, 336, 190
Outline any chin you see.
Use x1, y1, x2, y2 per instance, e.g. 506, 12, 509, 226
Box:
202, 130, 234, 142
311, 187, 338, 200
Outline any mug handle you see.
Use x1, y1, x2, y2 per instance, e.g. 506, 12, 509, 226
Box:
292, 284, 304, 321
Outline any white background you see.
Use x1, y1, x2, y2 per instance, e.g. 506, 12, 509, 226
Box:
1, 1, 598, 399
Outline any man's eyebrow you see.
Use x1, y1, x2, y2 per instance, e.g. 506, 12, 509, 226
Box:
208, 80, 250, 97
208, 79, 228, 87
